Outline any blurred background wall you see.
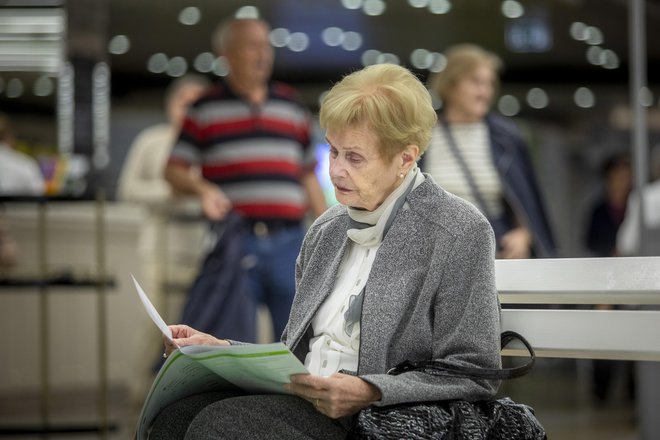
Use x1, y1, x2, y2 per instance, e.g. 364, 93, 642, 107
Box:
2, 0, 660, 256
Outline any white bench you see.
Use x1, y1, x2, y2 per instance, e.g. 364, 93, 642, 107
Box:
496, 256, 660, 362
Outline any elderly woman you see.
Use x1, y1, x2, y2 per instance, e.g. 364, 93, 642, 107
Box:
425, 44, 556, 258
149, 64, 501, 439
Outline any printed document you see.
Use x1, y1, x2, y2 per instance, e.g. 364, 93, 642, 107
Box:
131, 275, 309, 439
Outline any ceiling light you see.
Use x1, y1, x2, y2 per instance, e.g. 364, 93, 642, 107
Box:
601, 49, 619, 69
428, 0, 451, 15
586, 46, 603, 65
108, 35, 130, 55
235, 6, 259, 19
212, 57, 229, 77
428, 53, 447, 72
6, 77, 24, 98
498, 95, 520, 116
639, 87, 653, 107
408, 0, 429, 8
569, 22, 587, 41
166, 56, 187, 77
501, 0, 524, 19
147, 53, 168, 73
584, 26, 603, 45
193, 52, 214, 73
363, 0, 386, 16
574, 87, 595, 108
376, 53, 400, 65
33, 74, 54, 96
526, 88, 549, 109
410, 48, 432, 69
270, 28, 291, 48
341, 0, 363, 10
322, 27, 344, 47
361, 49, 381, 66
341, 32, 362, 51
179, 7, 201, 26
287, 32, 309, 52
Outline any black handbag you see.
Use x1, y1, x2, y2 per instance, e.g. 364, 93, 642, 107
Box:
349, 331, 547, 440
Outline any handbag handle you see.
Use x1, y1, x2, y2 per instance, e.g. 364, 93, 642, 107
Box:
386, 330, 535, 380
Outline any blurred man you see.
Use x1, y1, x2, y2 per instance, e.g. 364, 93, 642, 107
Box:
165, 18, 326, 342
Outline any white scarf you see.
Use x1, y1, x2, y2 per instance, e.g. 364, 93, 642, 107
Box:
347, 165, 424, 246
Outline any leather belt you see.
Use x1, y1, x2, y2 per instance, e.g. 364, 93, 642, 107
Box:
247, 220, 300, 237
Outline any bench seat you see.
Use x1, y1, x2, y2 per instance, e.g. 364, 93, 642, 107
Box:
496, 257, 660, 361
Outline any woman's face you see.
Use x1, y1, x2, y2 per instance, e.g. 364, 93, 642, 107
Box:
447, 64, 496, 122
327, 124, 411, 211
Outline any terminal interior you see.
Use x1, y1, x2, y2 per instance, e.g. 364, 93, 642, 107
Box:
1, 0, 659, 438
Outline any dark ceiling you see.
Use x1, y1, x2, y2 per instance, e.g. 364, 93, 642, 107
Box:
107, 0, 660, 95
2, 0, 660, 115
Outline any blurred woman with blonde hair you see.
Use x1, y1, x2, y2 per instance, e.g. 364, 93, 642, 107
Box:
426, 44, 556, 258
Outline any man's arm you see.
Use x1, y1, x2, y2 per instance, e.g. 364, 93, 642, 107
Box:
165, 163, 232, 220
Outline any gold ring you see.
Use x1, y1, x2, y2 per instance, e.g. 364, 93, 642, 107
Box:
314, 398, 319, 407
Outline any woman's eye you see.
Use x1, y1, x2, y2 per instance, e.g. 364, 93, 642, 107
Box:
347, 153, 363, 164
329, 148, 338, 158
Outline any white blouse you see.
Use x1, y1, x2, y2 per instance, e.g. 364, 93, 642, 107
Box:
303, 167, 425, 377
304, 240, 379, 376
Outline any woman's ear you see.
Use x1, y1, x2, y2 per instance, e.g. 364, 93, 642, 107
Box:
401, 144, 420, 169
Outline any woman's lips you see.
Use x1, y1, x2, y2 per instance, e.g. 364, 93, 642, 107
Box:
334, 184, 352, 193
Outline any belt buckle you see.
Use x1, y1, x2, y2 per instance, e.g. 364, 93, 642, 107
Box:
253, 221, 268, 237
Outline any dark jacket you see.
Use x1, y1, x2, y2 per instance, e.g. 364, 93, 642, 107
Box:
422, 113, 557, 257
285, 177, 501, 406
179, 212, 257, 342
485, 113, 557, 257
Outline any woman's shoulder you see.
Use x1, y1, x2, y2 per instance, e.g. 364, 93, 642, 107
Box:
305, 204, 347, 235
408, 176, 492, 236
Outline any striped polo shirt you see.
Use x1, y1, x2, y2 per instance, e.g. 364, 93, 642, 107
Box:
169, 80, 315, 222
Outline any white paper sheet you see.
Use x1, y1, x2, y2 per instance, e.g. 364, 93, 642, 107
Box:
131, 274, 176, 345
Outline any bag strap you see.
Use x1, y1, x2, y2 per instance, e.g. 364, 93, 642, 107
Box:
438, 114, 496, 221
386, 330, 535, 380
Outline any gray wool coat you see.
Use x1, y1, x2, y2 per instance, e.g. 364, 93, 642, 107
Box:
282, 175, 502, 407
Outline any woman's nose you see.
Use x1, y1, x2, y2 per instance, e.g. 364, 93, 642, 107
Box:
329, 159, 345, 178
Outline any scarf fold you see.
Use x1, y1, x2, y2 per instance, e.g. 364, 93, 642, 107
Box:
347, 165, 424, 246
342, 165, 424, 332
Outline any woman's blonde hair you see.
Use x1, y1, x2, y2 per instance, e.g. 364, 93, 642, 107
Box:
319, 64, 437, 161
428, 44, 502, 104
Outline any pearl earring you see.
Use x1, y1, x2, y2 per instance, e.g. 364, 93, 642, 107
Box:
399, 173, 404, 178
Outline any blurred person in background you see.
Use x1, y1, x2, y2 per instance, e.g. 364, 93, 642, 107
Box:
583, 152, 634, 406
117, 74, 210, 204
616, 145, 660, 440
117, 75, 211, 396
117, 73, 211, 289
0, 112, 45, 196
425, 44, 556, 259
165, 17, 327, 343
584, 153, 632, 258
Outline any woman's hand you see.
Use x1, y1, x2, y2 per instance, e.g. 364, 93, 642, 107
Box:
497, 226, 532, 259
163, 324, 229, 357
285, 373, 382, 419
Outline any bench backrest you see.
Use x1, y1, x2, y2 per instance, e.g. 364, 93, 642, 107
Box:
496, 257, 660, 361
